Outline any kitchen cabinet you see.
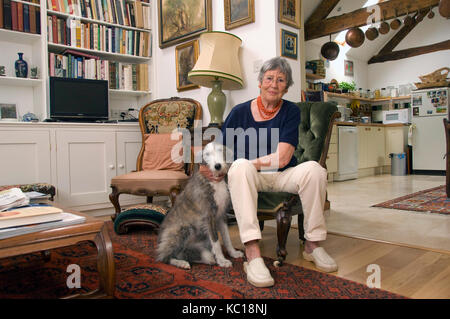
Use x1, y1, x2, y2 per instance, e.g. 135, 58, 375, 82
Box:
358, 125, 385, 169
326, 126, 338, 173
384, 126, 407, 166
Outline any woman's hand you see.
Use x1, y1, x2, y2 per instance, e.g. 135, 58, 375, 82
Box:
250, 142, 295, 170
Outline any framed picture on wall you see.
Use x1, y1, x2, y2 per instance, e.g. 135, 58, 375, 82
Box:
224, 0, 255, 30
345, 60, 354, 76
278, 0, 301, 29
158, 0, 212, 49
175, 40, 200, 91
281, 29, 298, 59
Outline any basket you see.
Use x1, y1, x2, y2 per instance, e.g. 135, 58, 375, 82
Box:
418, 67, 449, 83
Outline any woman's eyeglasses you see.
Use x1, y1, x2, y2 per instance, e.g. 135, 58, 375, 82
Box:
263, 76, 286, 85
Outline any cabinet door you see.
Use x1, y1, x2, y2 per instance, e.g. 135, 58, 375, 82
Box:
116, 131, 142, 175
367, 127, 385, 167
385, 127, 404, 166
0, 130, 51, 185
358, 126, 368, 169
56, 130, 116, 207
115, 131, 146, 205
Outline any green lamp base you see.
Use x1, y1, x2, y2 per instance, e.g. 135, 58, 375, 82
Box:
207, 79, 226, 125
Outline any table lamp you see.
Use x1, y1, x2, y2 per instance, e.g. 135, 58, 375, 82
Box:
188, 31, 243, 125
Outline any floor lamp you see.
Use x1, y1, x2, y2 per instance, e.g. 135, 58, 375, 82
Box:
188, 31, 243, 126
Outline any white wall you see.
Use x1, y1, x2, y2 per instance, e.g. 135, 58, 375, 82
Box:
152, 1, 302, 125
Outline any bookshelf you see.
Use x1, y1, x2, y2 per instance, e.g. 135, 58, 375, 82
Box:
0, 0, 153, 120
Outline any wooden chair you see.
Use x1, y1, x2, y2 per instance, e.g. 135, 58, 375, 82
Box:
256, 101, 339, 266
109, 97, 202, 222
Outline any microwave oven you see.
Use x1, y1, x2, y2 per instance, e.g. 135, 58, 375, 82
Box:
372, 109, 411, 124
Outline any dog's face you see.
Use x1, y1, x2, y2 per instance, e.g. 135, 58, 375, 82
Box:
202, 142, 233, 177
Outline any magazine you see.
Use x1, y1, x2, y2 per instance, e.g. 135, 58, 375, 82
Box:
0, 212, 86, 239
0, 188, 29, 211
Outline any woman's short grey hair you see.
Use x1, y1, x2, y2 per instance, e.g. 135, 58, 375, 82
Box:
258, 57, 294, 88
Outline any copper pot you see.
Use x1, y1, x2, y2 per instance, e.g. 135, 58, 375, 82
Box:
321, 41, 339, 60
439, 0, 450, 18
390, 18, 402, 30
379, 21, 390, 34
365, 27, 379, 40
404, 15, 414, 26
345, 27, 365, 48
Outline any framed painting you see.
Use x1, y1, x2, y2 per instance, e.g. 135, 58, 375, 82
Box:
0, 103, 18, 121
224, 0, 255, 30
281, 29, 298, 59
175, 40, 200, 91
345, 60, 354, 76
278, 0, 301, 29
158, 0, 212, 49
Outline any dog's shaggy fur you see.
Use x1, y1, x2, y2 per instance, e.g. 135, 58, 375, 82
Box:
156, 142, 243, 269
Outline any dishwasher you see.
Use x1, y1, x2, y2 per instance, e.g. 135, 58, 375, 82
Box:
334, 126, 358, 181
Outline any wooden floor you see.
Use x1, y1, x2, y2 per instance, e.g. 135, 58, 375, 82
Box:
227, 224, 450, 299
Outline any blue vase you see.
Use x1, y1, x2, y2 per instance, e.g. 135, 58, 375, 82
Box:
15, 52, 28, 78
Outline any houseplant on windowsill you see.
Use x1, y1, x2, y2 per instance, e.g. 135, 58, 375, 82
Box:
339, 81, 356, 94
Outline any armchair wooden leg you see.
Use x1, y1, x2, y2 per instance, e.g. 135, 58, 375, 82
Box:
169, 186, 181, 206
275, 208, 292, 266
298, 213, 305, 243
109, 186, 122, 221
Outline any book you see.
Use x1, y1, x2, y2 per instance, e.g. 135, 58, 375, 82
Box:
0, 206, 63, 229
0, 212, 86, 239
3, 0, 11, 29
0, 188, 29, 211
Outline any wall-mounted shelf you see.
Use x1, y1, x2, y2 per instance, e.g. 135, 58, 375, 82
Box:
306, 73, 325, 81
324, 92, 411, 103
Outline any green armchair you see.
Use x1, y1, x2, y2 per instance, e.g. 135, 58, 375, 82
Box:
256, 101, 339, 266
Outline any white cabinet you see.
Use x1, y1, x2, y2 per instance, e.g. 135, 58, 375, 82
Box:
0, 130, 51, 185
56, 130, 117, 207
384, 126, 406, 166
358, 126, 385, 169
326, 125, 337, 173
0, 123, 142, 211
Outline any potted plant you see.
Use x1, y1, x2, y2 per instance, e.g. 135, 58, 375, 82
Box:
339, 81, 356, 94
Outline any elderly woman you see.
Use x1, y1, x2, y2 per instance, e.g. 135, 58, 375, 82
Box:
221, 57, 337, 288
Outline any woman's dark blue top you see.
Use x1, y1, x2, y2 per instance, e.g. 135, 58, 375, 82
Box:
221, 99, 301, 171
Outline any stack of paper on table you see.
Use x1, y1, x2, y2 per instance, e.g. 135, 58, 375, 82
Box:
0, 206, 64, 229
0, 212, 86, 239
0, 188, 29, 211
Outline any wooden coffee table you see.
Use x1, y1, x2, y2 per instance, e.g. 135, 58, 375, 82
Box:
0, 211, 115, 299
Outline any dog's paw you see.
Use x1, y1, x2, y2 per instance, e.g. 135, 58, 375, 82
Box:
229, 249, 244, 259
170, 258, 191, 270
217, 258, 232, 268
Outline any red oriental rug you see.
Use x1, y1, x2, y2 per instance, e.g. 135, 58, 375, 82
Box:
0, 222, 405, 299
372, 185, 450, 215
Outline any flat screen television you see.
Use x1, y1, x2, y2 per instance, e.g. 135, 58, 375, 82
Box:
49, 77, 109, 121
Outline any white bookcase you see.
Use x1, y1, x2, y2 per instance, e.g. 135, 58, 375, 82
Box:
0, 0, 153, 121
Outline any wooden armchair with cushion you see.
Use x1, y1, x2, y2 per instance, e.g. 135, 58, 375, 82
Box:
109, 97, 202, 222
256, 101, 339, 266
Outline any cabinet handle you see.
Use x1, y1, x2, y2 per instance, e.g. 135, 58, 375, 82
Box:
118, 164, 124, 169
109, 164, 115, 169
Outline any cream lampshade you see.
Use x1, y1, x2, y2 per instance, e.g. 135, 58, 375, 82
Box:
188, 31, 243, 125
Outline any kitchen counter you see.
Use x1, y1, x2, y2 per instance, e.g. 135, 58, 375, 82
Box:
334, 122, 409, 127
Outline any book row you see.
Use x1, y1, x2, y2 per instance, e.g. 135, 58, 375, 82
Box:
49, 51, 149, 91
48, 15, 151, 57
0, 0, 41, 34
47, 0, 151, 30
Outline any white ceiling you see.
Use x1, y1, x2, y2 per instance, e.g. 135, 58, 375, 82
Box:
303, 0, 446, 62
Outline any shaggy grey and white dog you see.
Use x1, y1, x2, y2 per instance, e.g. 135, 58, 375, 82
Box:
156, 142, 244, 269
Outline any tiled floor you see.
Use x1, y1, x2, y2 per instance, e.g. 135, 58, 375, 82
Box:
324, 174, 450, 253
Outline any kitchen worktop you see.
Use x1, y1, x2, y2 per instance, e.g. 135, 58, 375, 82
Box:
334, 122, 409, 127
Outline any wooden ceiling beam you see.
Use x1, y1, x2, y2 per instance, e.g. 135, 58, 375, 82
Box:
306, 0, 341, 24
368, 40, 450, 64
378, 9, 429, 54
305, 0, 439, 41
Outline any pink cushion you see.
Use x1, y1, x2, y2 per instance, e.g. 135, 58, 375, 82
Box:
142, 133, 184, 172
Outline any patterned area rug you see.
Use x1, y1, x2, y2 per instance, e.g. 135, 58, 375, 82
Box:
0, 222, 405, 299
372, 185, 450, 215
